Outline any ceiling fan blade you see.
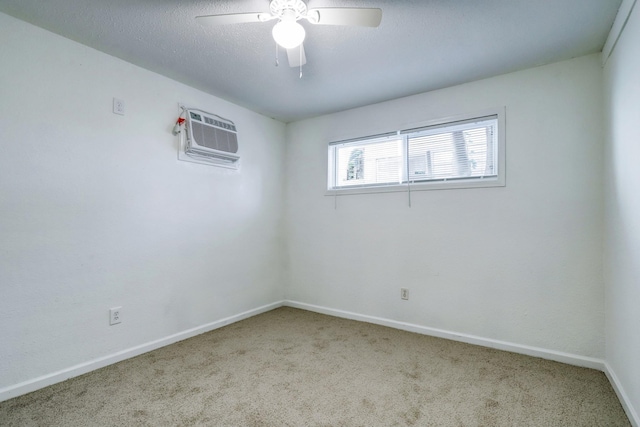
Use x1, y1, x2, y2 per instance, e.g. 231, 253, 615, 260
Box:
306, 8, 382, 27
287, 44, 307, 68
196, 12, 273, 26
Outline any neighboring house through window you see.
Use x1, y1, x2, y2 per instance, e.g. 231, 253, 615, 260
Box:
347, 149, 364, 181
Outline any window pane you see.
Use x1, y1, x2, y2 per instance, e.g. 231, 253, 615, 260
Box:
407, 118, 497, 182
335, 138, 403, 187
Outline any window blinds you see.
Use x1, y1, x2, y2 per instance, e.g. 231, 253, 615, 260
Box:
405, 116, 498, 183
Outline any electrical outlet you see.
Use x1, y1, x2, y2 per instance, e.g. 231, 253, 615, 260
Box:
401, 288, 409, 300
113, 98, 125, 115
110, 307, 122, 325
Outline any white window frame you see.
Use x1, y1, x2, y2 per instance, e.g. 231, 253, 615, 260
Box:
326, 108, 505, 195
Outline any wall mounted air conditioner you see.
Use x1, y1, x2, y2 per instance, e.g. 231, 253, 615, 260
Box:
180, 108, 240, 169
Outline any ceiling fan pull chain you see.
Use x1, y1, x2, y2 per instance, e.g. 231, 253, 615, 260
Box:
299, 47, 303, 78
275, 44, 279, 67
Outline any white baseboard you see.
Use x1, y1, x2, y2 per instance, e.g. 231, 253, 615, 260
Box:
284, 300, 605, 370
0, 301, 285, 403
5, 298, 634, 427
604, 362, 640, 427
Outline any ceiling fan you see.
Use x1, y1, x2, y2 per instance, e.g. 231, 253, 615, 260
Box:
196, 0, 382, 69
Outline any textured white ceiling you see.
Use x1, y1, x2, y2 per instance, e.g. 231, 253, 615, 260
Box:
0, 0, 622, 122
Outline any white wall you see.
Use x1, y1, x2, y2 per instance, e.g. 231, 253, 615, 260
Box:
1, 7, 628, 412
285, 54, 605, 358
604, 1, 640, 422
0, 12, 286, 392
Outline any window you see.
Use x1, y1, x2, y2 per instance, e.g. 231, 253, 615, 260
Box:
328, 111, 504, 193
333, 136, 403, 188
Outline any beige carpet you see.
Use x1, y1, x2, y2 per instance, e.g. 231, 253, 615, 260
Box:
0, 307, 630, 426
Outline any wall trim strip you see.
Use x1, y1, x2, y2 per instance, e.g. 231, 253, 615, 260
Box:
284, 300, 605, 370
604, 362, 640, 427
603, 0, 638, 64
5, 299, 635, 427
0, 301, 285, 403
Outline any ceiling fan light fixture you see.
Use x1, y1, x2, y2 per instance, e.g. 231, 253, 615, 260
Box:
272, 17, 306, 49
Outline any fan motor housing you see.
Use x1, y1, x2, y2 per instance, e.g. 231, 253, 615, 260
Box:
270, 0, 307, 19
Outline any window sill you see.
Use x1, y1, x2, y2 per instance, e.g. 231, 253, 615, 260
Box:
325, 176, 505, 196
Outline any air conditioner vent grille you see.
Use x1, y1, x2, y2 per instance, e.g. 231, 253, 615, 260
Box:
191, 121, 238, 154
